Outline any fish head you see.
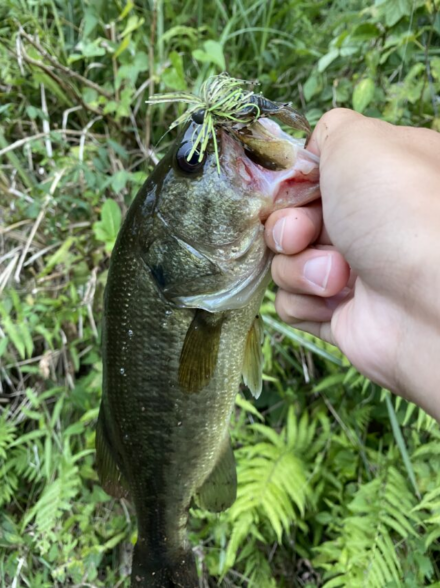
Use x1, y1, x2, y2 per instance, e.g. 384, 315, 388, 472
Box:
139, 119, 320, 311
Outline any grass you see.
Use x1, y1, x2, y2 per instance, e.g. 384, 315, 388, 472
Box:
1, 0, 440, 586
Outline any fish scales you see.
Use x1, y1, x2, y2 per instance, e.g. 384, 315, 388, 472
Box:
97, 119, 320, 587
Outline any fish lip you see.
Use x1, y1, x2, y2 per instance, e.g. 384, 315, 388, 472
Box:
222, 119, 321, 220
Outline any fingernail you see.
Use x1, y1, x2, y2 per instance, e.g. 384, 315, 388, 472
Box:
272, 218, 286, 252
304, 255, 332, 289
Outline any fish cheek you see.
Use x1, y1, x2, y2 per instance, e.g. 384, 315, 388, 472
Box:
141, 234, 222, 299
178, 309, 224, 394
158, 172, 256, 249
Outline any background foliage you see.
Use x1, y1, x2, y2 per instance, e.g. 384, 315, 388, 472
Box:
1, 0, 440, 586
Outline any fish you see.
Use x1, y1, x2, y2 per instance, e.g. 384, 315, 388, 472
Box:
96, 115, 320, 588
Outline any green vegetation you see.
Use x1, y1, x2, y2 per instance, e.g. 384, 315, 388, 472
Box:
1, 0, 440, 586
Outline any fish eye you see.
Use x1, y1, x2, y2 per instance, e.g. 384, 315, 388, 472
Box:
176, 141, 206, 174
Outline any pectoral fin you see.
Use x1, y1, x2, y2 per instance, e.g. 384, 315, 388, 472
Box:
196, 435, 237, 512
178, 309, 224, 394
96, 409, 129, 499
242, 315, 264, 398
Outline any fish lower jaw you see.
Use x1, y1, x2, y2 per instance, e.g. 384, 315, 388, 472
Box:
257, 173, 321, 222
236, 151, 321, 222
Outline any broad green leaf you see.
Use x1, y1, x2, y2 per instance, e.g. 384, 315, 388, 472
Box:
111, 170, 131, 192
108, 139, 129, 160
375, 0, 413, 27
83, 10, 98, 37
116, 51, 149, 88
103, 100, 118, 114
120, 15, 145, 38
351, 23, 381, 41
82, 87, 99, 106
26, 105, 45, 120
93, 199, 122, 252
431, 57, 440, 82
161, 25, 198, 44
318, 48, 339, 72
2, 317, 25, 359
162, 51, 187, 91
40, 237, 75, 277
114, 34, 131, 59
70, 39, 106, 59
119, 0, 134, 20
193, 40, 226, 70
352, 78, 375, 113
303, 74, 321, 101
116, 86, 134, 118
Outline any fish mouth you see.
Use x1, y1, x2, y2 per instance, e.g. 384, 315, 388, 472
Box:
223, 118, 321, 221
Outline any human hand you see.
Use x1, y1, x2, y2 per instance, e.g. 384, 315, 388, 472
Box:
265, 108, 440, 419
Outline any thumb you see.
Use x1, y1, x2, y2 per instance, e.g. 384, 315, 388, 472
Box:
306, 108, 366, 158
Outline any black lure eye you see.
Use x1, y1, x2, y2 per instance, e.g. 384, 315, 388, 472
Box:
176, 141, 206, 174
191, 109, 206, 125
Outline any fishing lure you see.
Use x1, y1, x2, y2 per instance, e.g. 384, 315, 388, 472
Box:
146, 72, 310, 173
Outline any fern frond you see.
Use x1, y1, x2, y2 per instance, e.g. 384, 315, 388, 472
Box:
22, 458, 81, 545
316, 466, 421, 587
225, 408, 314, 572
0, 416, 16, 459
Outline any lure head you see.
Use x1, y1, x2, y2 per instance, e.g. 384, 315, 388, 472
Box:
191, 109, 206, 125
146, 73, 312, 174
134, 119, 320, 312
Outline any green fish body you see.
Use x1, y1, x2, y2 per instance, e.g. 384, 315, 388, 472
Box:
97, 120, 319, 587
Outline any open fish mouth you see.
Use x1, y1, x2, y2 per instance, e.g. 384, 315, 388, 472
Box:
224, 118, 321, 220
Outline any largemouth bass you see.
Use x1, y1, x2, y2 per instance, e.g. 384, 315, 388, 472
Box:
97, 117, 320, 587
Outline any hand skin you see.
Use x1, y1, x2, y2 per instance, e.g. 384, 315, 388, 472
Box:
265, 108, 440, 420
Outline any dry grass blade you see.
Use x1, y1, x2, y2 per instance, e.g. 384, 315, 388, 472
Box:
19, 28, 112, 98
13, 169, 65, 283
